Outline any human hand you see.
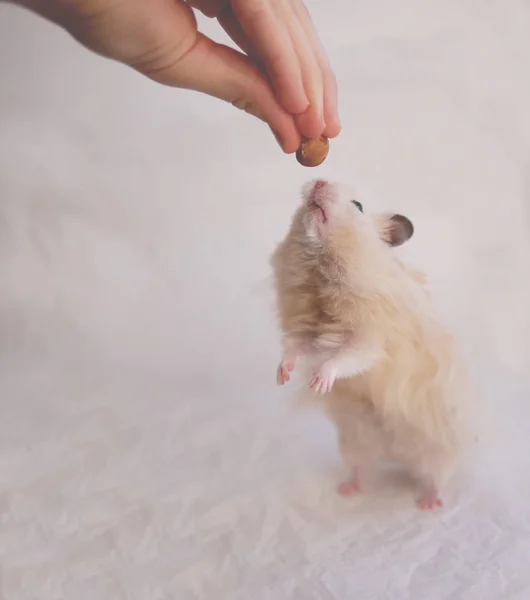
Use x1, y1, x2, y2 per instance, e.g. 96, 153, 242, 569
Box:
16, 0, 341, 153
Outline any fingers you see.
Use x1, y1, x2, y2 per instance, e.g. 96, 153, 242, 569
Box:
25, 0, 338, 151
283, 1, 325, 139
216, 4, 258, 59
189, 0, 341, 142
186, 0, 227, 19
291, 1, 341, 138
230, 0, 340, 140
142, 14, 300, 152
189, 39, 301, 152
230, 0, 309, 115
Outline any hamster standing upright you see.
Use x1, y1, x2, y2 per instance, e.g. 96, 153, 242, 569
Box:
271, 179, 472, 509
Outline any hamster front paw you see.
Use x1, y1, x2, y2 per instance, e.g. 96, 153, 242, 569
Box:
277, 359, 296, 385
308, 362, 337, 394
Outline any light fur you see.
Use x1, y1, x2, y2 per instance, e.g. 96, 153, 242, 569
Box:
271, 180, 473, 506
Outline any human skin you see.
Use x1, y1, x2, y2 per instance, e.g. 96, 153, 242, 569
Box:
7, 0, 341, 153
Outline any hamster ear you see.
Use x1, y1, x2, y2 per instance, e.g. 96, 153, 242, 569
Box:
379, 214, 414, 247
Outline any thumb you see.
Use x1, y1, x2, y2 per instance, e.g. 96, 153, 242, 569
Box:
140, 33, 300, 153
16, 0, 300, 151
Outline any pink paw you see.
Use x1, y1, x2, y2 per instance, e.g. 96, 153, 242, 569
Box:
308, 364, 337, 394
416, 495, 443, 510
277, 360, 295, 385
337, 480, 361, 496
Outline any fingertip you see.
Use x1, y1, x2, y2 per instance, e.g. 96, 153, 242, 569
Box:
324, 117, 342, 139
295, 107, 326, 140
270, 124, 300, 154
322, 70, 341, 137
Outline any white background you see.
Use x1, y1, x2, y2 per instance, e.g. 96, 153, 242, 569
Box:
1, 1, 530, 598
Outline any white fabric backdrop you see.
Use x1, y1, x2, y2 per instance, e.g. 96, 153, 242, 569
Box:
1, 1, 530, 598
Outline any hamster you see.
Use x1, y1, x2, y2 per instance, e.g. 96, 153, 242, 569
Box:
270, 179, 472, 510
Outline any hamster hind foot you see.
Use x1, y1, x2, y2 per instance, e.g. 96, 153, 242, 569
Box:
416, 487, 443, 510
337, 467, 362, 496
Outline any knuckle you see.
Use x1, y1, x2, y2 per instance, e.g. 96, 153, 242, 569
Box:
231, 96, 256, 114
130, 32, 198, 84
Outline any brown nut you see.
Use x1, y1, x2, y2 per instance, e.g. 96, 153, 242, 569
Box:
296, 135, 329, 167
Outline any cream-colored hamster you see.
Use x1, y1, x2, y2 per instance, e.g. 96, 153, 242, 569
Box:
271, 179, 472, 509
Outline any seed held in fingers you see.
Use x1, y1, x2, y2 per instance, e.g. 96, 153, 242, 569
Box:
296, 135, 329, 167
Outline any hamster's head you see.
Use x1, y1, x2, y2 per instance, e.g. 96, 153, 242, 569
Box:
297, 179, 413, 251
275, 179, 414, 287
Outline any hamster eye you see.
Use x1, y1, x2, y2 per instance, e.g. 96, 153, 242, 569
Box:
352, 200, 363, 212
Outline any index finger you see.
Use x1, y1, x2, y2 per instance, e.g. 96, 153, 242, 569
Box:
292, 1, 341, 137
231, 0, 309, 116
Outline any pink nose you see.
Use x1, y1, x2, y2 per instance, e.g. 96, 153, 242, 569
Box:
314, 180, 328, 191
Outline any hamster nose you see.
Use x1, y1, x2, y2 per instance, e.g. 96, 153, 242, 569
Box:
314, 180, 328, 191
